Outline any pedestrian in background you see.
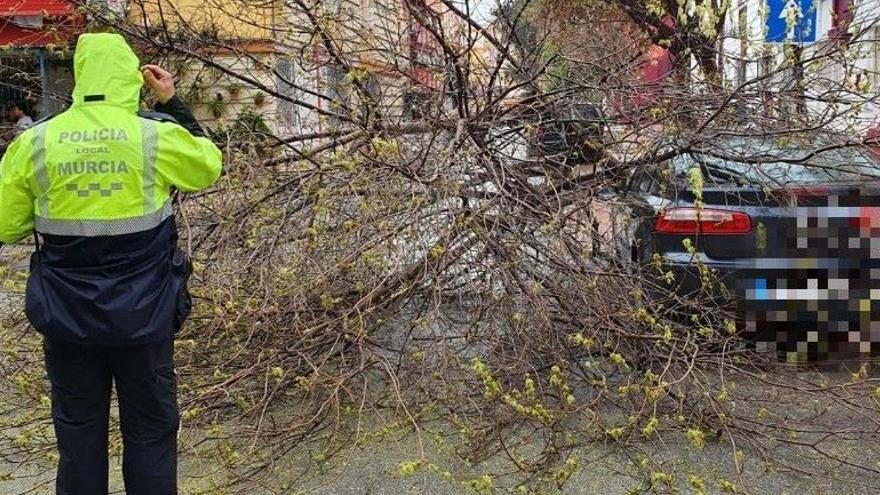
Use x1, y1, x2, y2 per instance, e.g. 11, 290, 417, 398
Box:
7, 101, 34, 134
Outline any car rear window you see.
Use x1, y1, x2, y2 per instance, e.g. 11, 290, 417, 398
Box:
672, 140, 880, 186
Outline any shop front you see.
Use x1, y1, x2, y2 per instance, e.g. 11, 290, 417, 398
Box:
1, 0, 84, 145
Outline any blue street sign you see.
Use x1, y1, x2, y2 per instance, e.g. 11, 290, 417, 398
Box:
765, 0, 817, 43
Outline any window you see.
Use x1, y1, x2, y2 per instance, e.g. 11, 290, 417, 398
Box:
757, 47, 774, 117
323, 63, 350, 123
873, 26, 880, 89
758, 48, 773, 78
84, 0, 124, 16
403, 90, 432, 119
737, 6, 748, 39
357, 75, 381, 121
11, 15, 43, 28
736, 6, 748, 87
276, 57, 298, 129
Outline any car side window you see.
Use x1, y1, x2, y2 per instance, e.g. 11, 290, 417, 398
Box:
631, 168, 655, 194
630, 161, 671, 195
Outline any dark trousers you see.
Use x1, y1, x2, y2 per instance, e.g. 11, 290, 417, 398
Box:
43, 337, 179, 495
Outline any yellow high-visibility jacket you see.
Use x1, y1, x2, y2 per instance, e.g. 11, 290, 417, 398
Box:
0, 33, 222, 345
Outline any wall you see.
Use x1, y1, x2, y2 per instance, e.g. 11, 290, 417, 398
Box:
127, 0, 280, 133
129, 0, 279, 41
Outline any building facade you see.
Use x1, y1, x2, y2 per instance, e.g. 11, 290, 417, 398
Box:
128, 0, 281, 134
722, 0, 880, 132
275, 0, 465, 136
2, 0, 465, 141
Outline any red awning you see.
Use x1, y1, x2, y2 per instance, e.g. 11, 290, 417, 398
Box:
0, 0, 76, 16
0, 0, 81, 46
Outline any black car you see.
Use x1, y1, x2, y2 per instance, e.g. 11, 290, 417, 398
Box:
526, 102, 605, 166
613, 136, 880, 358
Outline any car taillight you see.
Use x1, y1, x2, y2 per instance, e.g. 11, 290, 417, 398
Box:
655, 207, 752, 235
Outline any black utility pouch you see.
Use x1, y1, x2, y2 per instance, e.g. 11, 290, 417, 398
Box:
171, 247, 193, 331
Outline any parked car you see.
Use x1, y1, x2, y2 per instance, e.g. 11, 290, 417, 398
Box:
526, 102, 605, 167
614, 136, 880, 305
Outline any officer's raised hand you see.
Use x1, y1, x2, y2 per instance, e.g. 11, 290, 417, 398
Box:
142, 64, 176, 104
142, 64, 208, 137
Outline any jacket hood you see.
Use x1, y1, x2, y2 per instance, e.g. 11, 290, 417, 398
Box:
72, 33, 143, 112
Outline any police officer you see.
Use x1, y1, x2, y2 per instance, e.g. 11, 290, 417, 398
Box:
0, 33, 222, 494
